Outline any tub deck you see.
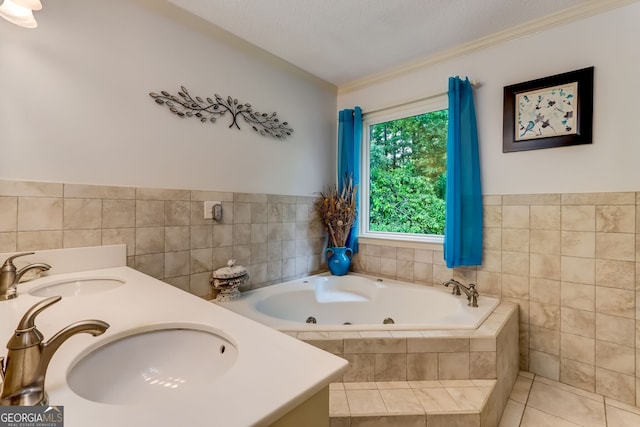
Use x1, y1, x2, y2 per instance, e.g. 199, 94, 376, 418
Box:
289, 301, 519, 427
218, 272, 501, 331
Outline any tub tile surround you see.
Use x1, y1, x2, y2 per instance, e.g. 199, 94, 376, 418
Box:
302, 302, 519, 426
0, 179, 327, 298
352, 191, 640, 408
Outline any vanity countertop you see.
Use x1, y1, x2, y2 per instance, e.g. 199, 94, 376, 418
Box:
0, 245, 348, 427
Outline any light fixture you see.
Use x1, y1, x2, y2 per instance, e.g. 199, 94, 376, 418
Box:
0, 0, 42, 28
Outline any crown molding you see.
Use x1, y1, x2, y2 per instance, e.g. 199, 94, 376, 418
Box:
337, 0, 638, 95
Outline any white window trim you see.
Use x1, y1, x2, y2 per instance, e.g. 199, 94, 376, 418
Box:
359, 96, 448, 246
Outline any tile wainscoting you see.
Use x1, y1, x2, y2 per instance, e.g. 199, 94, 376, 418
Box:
351, 192, 640, 407
0, 179, 327, 297
3, 179, 639, 408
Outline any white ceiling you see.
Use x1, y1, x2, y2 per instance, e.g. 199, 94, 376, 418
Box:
166, 0, 620, 88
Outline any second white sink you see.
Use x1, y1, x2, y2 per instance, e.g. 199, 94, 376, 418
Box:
29, 277, 125, 297
67, 327, 238, 405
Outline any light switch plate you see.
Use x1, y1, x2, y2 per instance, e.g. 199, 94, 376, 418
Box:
204, 201, 215, 219
204, 201, 220, 219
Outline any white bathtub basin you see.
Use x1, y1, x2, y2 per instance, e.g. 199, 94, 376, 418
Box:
219, 273, 500, 331
67, 327, 238, 405
29, 277, 125, 297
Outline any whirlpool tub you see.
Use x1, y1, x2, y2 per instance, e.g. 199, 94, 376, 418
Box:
216, 273, 500, 332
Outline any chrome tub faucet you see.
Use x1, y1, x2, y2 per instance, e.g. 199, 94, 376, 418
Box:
0, 296, 109, 406
0, 252, 51, 301
443, 279, 479, 307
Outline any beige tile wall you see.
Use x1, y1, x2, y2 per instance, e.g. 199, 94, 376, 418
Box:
3, 180, 639, 406
0, 179, 326, 298
352, 191, 640, 407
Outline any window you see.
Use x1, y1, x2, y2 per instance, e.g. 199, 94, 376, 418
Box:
361, 97, 448, 243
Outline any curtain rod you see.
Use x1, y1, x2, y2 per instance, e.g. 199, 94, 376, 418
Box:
361, 79, 481, 117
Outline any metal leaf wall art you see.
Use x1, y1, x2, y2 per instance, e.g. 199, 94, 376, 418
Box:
149, 86, 293, 139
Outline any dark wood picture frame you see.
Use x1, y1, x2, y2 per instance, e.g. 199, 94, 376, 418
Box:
503, 66, 594, 152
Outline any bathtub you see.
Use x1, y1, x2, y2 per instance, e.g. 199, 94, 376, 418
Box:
216, 273, 500, 332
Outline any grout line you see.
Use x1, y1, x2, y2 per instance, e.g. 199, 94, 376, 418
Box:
516, 400, 525, 427
524, 373, 535, 405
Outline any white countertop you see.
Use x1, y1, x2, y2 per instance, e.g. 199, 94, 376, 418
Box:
0, 246, 347, 427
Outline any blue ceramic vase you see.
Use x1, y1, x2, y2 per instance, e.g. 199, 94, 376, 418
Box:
325, 246, 353, 276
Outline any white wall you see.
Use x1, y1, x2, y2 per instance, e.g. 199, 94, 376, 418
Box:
0, 0, 337, 196
338, 3, 640, 195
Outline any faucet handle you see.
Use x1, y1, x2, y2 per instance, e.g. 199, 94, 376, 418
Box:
468, 283, 480, 297
2, 252, 35, 269
16, 295, 61, 330
468, 284, 479, 307
1, 252, 36, 280
7, 296, 61, 350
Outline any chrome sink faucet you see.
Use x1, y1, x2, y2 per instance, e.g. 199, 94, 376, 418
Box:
0, 296, 109, 406
0, 252, 51, 301
443, 279, 479, 307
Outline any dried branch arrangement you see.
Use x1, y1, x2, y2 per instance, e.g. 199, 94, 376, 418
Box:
314, 177, 357, 248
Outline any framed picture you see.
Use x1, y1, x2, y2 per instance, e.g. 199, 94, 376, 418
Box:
503, 66, 594, 152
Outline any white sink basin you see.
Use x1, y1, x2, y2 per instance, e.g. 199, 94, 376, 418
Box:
29, 277, 125, 297
67, 327, 238, 405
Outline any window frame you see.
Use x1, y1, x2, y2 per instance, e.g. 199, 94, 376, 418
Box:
359, 96, 448, 245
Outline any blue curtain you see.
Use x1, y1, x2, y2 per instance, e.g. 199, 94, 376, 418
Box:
337, 107, 362, 253
444, 77, 482, 268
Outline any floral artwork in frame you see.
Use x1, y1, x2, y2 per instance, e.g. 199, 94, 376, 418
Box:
503, 67, 593, 152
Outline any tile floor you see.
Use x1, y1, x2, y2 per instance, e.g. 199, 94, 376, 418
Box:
499, 372, 640, 427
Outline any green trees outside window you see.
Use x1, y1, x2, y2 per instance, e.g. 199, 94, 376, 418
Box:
368, 109, 448, 235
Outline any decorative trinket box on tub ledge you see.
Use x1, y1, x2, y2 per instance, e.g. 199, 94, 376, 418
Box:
210, 260, 248, 301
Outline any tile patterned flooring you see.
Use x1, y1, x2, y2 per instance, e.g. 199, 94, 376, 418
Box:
329, 372, 640, 426
499, 372, 640, 427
